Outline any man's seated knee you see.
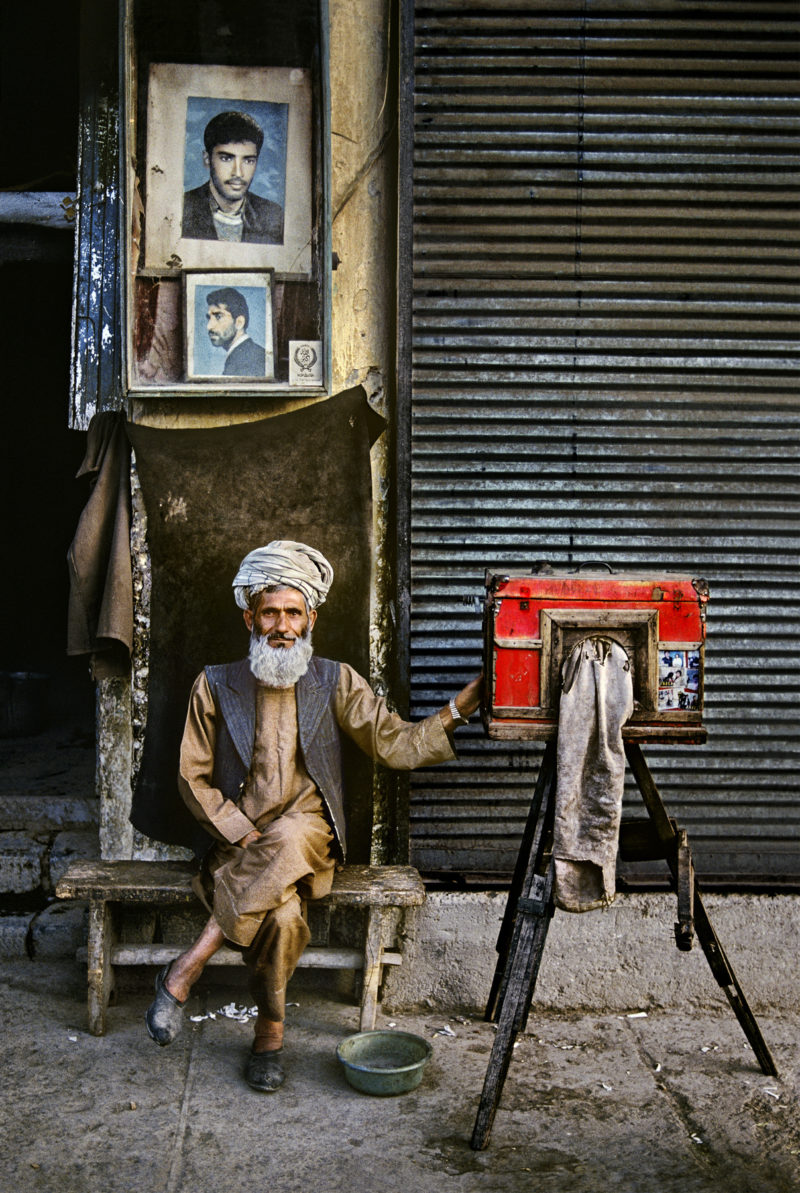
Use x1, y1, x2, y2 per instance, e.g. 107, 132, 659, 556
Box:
272, 892, 305, 930
246, 892, 308, 952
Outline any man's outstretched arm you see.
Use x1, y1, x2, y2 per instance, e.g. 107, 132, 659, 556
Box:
334, 664, 484, 770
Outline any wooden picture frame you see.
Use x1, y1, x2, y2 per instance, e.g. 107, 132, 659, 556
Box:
144, 63, 312, 276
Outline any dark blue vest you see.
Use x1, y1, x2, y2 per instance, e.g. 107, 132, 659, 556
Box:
204, 655, 347, 858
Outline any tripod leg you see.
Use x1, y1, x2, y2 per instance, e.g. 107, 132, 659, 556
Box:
485, 740, 557, 1022
625, 742, 778, 1078
471, 866, 556, 1151
674, 828, 695, 952
692, 896, 778, 1077
489, 762, 556, 1025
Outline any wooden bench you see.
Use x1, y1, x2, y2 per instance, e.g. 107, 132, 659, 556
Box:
55, 861, 425, 1037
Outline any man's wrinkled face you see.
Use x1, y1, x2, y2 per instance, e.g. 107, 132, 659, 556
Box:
207, 303, 239, 349
244, 587, 316, 648
204, 140, 259, 204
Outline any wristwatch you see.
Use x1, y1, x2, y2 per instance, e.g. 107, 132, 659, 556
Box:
449, 697, 470, 727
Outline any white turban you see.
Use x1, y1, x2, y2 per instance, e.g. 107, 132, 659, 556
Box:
232, 540, 334, 611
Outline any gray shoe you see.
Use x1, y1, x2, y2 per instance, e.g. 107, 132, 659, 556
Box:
245, 1048, 285, 1092
145, 964, 186, 1046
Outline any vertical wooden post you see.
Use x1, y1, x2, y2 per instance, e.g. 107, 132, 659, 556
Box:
86, 898, 114, 1036
359, 906, 387, 1030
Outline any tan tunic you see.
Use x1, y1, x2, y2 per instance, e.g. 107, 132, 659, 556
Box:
179, 662, 456, 946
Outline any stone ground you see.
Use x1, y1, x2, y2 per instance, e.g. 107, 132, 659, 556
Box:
0, 957, 797, 1193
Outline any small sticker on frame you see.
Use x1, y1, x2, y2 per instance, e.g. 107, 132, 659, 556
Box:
289, 341, 323, 386
658, 649, 700, 712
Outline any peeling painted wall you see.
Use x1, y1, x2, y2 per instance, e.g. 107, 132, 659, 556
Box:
96, 0, 400, 862
329, 0, 396, 397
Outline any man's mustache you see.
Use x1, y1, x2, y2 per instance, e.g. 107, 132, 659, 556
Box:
261, 630, 313, 644
250, 626, 311, 644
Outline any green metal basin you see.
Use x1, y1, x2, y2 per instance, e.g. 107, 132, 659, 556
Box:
336, 1030, 433, 1095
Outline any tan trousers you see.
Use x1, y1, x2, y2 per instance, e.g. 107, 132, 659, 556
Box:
241, 889, 310, 1021
194, 791, 335, 1021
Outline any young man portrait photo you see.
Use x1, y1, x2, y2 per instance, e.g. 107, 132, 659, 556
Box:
182, 106, 287, 245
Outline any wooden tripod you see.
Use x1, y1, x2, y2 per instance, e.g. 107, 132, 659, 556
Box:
470, 739, 778, 1151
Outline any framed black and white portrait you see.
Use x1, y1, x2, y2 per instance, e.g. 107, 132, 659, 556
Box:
145, 64, 312, 275
184, 271, 275, 381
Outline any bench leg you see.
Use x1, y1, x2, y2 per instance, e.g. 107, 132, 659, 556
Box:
359, 907, 387, 1031
86, 898, 114, 1037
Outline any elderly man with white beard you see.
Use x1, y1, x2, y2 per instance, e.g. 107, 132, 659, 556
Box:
145, 540, 482, 1092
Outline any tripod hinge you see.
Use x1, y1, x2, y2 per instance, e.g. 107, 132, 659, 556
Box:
517, 892, 548, 916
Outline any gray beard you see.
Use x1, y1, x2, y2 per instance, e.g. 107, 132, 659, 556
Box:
248, 630, 314, 688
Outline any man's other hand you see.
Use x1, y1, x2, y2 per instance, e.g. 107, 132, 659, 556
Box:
455, 674, 483, 719
237, 829, 262, 848
439, 673, 484, 731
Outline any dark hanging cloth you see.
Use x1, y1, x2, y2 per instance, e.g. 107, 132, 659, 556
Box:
126, 386, 384, 858
66, 411, 133, 680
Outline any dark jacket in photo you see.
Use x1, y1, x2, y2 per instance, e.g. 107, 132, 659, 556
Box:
223, 337, 267, 377
181, 182, 284, 244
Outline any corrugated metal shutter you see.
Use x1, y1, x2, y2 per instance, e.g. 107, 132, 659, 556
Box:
403, 0, 800, 884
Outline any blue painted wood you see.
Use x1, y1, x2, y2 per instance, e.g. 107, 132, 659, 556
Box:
70, 0, 123, 430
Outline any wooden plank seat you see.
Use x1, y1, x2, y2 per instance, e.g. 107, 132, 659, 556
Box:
55, 860, 426, 1037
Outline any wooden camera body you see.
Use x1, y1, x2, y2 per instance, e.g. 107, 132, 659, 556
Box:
483, 566, 709, 744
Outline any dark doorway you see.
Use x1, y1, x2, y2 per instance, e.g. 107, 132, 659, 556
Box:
0, 1, 93, 795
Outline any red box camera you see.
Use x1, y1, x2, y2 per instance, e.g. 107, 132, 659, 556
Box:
483, 565, 709, 744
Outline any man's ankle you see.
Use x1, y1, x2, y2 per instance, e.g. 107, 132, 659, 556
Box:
163, 957, 196, 1003
253, 1017, 284, 1053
